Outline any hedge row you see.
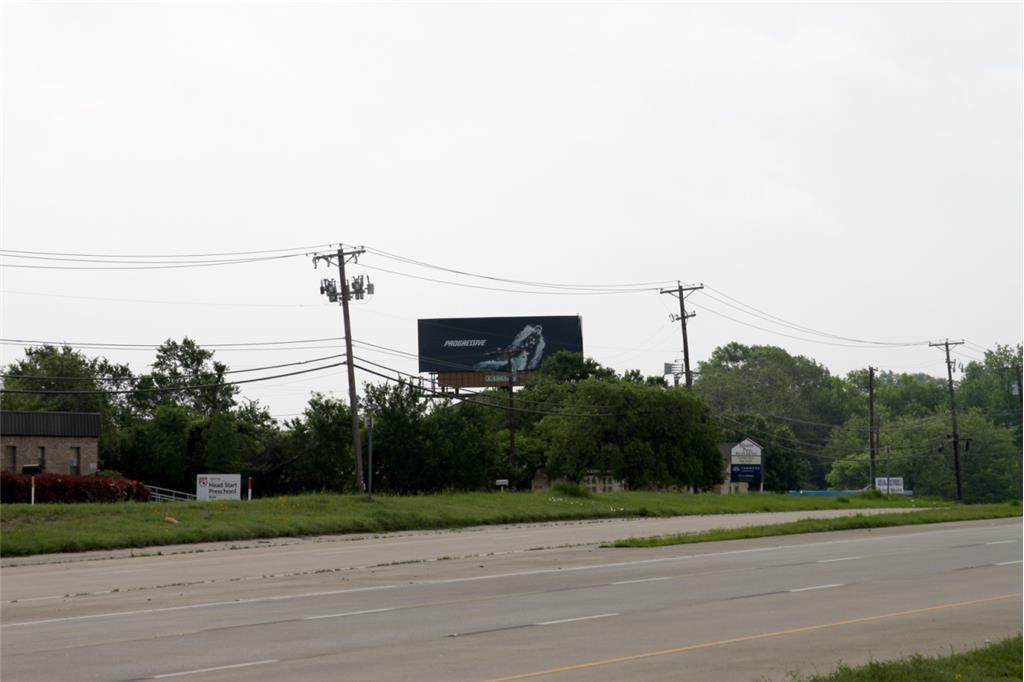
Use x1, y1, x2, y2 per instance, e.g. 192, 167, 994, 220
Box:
0, 472, 150, 503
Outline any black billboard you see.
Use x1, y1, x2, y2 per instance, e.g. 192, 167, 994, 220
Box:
417, 316, 583, 373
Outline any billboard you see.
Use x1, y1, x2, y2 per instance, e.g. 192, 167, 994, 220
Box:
417, 316, 583, 374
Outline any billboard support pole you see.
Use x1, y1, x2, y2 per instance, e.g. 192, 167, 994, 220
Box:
506, 347, 518, 472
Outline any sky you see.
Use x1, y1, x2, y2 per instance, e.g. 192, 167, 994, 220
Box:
2, 2, 1021, 421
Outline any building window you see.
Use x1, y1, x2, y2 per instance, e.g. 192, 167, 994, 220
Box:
38, 446, 46, 470
2, 445, 15, 473
70, 446, 81, 475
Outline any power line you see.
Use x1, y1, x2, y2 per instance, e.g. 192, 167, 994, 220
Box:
1, 289, 320, 309
689, 301, 928, 349
364, 247, 675, 291
360, 264, 660, 296
749, 410, 951, 432
352, 355, 620, 410
0, 253, 311, 270
714, 413, 948, 464
0, 362, 345, 396
0, 353, 347, 382
0, 336, 345, 349
352, 362, 623, 418
0, 243, 334, 259
702, 286, 931, 347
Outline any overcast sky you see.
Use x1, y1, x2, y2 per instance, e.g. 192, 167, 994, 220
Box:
2, 2, 1021, 420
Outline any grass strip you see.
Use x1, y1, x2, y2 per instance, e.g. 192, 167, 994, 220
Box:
0, 490, 949, 557
606, 503, 1022, 548
802, 634, 1022, 681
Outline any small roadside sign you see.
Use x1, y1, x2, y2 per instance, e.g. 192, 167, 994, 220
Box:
730, 439, 763, 481
196, 474, 242, 500
875, 477, 904, 494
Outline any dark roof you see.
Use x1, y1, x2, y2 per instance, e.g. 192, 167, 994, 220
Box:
1, 411, 101, 438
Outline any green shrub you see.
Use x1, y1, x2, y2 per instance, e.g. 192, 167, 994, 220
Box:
0, 472, 150, 503
551, 482, 593, 498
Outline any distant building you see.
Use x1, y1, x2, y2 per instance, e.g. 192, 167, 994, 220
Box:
1, 411, 101, 475
530, 468, 627, 493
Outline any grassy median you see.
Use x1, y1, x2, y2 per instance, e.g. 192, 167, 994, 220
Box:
607, 503, 1022, 548
803, 635, 1022, 681
0, 489, 950, 557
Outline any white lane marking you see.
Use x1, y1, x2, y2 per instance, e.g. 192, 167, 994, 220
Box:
2, 584, 399, 628
816, 556, 863, 564
985, 540, 1016, 545
304, 607, 394, 621
536, 613, 617, 626
611, 577, 672, 586
2, 595, 66, 604
789, 583, 844, 593
321, 539, 437, 554
152, 659, 278, 678
995, 560, 1023, 566
77, 568, 151, 576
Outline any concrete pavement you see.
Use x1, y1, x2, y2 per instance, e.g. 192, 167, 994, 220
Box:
1, 515, 1020, 681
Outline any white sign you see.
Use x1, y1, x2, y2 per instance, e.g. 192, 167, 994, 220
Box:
495, 479, 509, 487
196, 474, 242, 500
875, 477, 904, 494
730, 439, 763, 466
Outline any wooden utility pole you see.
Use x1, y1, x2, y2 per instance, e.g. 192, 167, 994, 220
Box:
660, 282, 703, 388
868, 366, 877, 489
931, 339, 964, 501
313, 246, 368, 493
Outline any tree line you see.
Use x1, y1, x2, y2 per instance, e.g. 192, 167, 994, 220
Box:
1, 339, 1020, 502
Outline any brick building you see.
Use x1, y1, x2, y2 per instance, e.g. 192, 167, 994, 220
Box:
1, 411, 101, 475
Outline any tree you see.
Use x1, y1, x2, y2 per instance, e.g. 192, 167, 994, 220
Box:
695, 343, 857, 486
362, 381, 431, 494
825, 410, 1020, 502
846, 369, 947, 419
716, 413, 808, 492
957, 344, 1023, 441
535, 351, 617, 383
285, 393, 353, 492
2, 344, 136, 468
622, 369, 669, 387
423, 400, 504, 491
133, 338, 237, 418
119, 403, 195, 490
539, 380, 721, 490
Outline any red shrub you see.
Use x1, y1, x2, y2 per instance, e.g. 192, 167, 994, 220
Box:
0, 472, 151, 503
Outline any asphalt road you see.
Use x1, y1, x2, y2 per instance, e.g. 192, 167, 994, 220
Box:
1, 515, 1021, 681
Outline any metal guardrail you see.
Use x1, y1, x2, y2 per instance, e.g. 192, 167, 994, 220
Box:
145, 485, 196, 502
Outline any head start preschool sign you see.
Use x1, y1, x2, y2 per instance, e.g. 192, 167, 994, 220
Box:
730, 439, 763, 481
196, 474, 241, 500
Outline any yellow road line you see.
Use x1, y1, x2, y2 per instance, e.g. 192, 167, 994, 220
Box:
483, 592, 1022, 681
